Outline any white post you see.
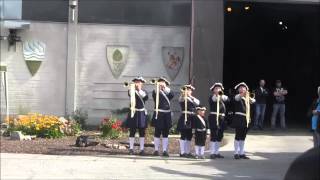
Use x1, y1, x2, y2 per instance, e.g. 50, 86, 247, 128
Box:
5, 71, 9, 120
65, 0, 78, 115
0, 69, 9, 122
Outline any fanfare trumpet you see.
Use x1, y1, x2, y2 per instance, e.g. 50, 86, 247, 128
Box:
180, 86, 188, 122
123, 81, 136, 118
150, 78, 160, 119
244, 91, 255, 127
123, 81, 130, 87
150, 79, 157, 84
216, 90, 224, 127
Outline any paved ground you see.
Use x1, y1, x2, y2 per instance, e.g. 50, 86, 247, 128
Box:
0, 130, 314, 180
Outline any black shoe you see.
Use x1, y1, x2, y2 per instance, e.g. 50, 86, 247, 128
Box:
210, 154, 217, 159
239, 154, 250, 159
153, 151, 159, 156
216, 154, 224, 158
139, 150, 145, 156
180, 153, 186, 157
234, 154, 240, 160
129, 149, 134, 155
162, 151, 169, 157
186, 153, 194, 158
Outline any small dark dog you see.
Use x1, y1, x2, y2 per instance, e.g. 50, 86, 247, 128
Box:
75, 135, 99, 147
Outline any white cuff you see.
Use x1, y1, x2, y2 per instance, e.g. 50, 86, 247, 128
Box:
163, 87, 171, 94
193, 98, 200, 106
138, 90, 147, 97
235, 94, 241, 101
222, 95, 229, 102
250, 98, 256, 104
211, 95, 218, 102
206, 129, 211, 135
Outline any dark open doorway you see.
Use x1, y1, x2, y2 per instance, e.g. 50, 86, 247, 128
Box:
223, 1, 320, 128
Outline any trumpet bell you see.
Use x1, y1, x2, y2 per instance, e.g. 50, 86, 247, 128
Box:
180, 87, 187, 92
150, 79, 157, 84
218, 91, 224, 96
123, 82, 129, 87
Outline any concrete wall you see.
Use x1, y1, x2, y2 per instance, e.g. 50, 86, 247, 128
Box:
76, 24, 190, 125
0, 22, 191, 125
0, 22, 67, 116
192, 0, 224, 108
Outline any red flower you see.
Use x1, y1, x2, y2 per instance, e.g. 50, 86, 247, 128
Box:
111, 124, 117, 129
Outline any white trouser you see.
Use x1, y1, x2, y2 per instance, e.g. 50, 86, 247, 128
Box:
179, 139, 185, 154
139, 137, 145, 151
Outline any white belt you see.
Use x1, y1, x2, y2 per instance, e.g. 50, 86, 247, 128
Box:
155, 109, 171, 113
196, 128, 206, 132
135, 108, 146, 112
235, 112, 246, 117
210, 112, 225, 116
182, 111, 195, 114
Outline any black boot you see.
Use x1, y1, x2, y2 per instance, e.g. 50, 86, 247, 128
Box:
162, 151, 169, 157
239, 154, 250, 159
139, 150, 145, 156
234, 154, 240, 160
129, 149, 134, 155
153, 151, 159, 156
210, 154, 217, 159
216, 154, 224, 158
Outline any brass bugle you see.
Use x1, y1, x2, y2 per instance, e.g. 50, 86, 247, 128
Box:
123, 81, 129, 87
218, 90, 224, 96
180, 87, 187, 92
250, 92, 255, 98
150, 78, 157, 84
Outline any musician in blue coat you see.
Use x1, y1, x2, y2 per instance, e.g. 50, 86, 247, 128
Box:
125, 77, 149, 155
208, 83, 229, 159
151, 77, 174, 157
233, 82, 255, 160
177, 84, 200, 158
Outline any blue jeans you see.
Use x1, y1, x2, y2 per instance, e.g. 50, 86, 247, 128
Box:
254, 104, 266, 128
271, 104, 286, 128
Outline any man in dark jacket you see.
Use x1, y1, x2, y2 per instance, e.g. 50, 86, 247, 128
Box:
253, 79, 268, 130
271, 80, 288, 130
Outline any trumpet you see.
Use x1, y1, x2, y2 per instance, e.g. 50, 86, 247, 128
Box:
218, 90, 224, 96
244, 90, 255, 127
123, 81, 136, 118
179, 86, 188, 123
150, 78, 157, 84
150, 78, 160, 119
216, 91, 223, 127
123, 81, 130, 87
180, 87, 187, 92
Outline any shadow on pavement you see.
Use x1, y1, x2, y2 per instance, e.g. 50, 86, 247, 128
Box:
149, 151, 306, 180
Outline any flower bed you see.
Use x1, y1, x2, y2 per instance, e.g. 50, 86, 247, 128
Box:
100, 117, 126, 139
5, 113, 81, 138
